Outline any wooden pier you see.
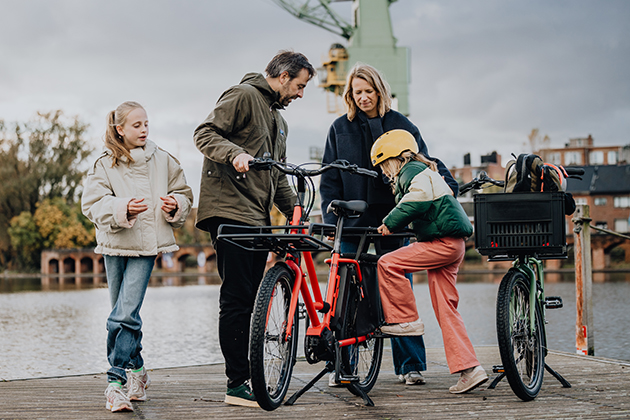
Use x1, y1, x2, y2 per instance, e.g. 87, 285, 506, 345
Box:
1, 346, 629, 419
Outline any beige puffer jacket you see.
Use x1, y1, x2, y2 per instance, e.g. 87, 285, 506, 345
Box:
81, 140, 193, 257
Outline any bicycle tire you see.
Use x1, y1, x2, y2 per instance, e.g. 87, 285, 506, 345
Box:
496, 269, 545, 401
338, 265, 383, 396
250, 265, 299, 411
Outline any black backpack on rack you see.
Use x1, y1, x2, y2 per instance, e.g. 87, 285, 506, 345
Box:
504, 153, 577, 215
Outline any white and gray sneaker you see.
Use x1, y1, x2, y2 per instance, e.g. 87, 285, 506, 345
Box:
127, 367, 151, 401
398, 371, 426, 385
105, 384, 133, 412
328, 371, 342, 387
449, 365, 488, 394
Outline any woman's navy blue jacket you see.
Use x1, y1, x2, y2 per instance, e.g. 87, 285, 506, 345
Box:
320, 110, 458, 228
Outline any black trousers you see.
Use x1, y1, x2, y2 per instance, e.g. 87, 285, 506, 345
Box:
205, 217, 268, 389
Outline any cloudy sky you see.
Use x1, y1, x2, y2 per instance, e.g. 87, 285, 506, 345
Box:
1, 1, 628, 205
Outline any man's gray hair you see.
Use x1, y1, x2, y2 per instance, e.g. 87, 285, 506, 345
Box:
265, 50, 316, 80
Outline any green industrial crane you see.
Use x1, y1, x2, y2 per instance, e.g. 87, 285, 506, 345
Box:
272, 0, 410, 115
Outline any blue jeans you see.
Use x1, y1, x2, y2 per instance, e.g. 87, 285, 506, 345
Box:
104, 255, 155, 384
341, 239, 426, 375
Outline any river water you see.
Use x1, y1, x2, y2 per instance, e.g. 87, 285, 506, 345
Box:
1, 272, 629, 381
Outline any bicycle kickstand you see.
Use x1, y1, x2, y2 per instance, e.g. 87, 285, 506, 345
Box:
545, 363, 571, 388
347, 383, 374, 407
285, 362, 335, 406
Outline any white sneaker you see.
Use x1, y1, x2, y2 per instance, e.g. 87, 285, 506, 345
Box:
105, 384, 133, 412
398, 371, 426, 385
328, 371, 342, 387
127, 367, 151, 401
380, 319, 425, 336
449, 365, 488, 394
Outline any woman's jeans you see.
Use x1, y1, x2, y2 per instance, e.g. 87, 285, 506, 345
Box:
341, 239, 426, 375
104, 255, 155, 384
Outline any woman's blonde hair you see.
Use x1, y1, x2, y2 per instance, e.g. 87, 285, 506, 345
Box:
343, 63, 392, 121
379, 151, 438, 191
104, 101, 145, 167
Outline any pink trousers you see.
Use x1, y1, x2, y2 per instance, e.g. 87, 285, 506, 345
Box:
377, 236, 479, 373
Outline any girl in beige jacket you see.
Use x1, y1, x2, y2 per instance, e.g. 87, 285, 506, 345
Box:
81, 101, 193, 412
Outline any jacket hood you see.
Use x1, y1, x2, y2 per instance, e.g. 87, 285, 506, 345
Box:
240, 72, 283, 109
103, 139, 158, 163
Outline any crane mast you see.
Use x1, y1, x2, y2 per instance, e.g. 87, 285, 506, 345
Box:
272, 0, 410, 115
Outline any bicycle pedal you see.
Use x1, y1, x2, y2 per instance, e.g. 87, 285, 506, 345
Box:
337, 375, 359, 384
492, 365, 504, 374
545, 296, 563, 309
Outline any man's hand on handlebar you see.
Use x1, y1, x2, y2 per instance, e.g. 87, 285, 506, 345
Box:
233, 152, 254, 173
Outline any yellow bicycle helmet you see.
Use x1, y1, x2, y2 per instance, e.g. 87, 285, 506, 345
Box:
370, 129, 419, 166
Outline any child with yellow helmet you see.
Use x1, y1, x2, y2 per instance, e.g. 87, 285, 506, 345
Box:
371, 129, 488, 394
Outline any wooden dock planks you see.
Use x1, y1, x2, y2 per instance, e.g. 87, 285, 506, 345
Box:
1, 346, 628, 419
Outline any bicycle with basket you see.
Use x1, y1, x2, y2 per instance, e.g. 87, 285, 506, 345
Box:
459, 159, 583, 401
217, 155, 410, 410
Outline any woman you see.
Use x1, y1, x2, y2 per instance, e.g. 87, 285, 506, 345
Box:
320, 63, 458, 386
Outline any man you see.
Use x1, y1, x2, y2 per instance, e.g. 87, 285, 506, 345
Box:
194, 50, 315, 407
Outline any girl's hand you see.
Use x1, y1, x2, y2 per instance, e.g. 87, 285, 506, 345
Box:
127, 198, 148, 218
377, 224, 391, 236
160, 196, 178, 214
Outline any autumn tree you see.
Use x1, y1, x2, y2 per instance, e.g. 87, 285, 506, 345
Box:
8, 198, 95, 270
0, 111, 94, 269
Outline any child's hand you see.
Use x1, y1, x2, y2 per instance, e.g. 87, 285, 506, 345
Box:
377, 224, 391, 236
160, 196, 178, 214
127, 198, 148, 218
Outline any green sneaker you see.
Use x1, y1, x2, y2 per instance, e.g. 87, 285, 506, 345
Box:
224, 382, 259, 408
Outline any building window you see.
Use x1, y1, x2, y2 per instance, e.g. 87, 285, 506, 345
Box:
548, 152, 561, 165
594, 221, 608, 230
594, 197, 607, 206
575, 197, 588, 206
614, 196, 630, 208
614, 218, 629, 233
589, 151, 604, 165
608, 151, 618, 165
564, 151, 582, 165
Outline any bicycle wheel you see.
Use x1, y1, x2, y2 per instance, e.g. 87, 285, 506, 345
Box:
250, 265, 299, 411
496, 269, 545, 401
338, 265, 383, 396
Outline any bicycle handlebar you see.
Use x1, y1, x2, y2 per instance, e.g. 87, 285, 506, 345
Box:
248, 156, 378, 178
564, 167, 585, 176
459, 171, 505, 196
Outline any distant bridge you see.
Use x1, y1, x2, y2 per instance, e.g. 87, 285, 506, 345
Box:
40, 244, 217, 285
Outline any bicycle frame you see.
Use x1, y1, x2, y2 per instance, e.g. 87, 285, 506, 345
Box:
511, 256, 546, 337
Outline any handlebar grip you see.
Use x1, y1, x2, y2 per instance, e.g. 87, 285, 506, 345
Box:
356, 168, 378, 177
458, 181, 474, 196
564, 167, 585, 176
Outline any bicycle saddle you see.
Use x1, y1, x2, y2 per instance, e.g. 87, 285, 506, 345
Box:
327, 200, 368, 218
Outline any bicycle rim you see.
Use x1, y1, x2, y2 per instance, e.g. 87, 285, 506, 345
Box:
496, 269, 545, 401
250, 265, 298, 411
339, 267, 383, 395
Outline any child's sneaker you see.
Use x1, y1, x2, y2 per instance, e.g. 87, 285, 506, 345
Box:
380, 319, 425, 336
105, 384, 133, 412
449, 365, 488, 394
328, 371, 342, 387
398, 371, 426, 385
225, 381, 259, 408
127, 367, 151, 401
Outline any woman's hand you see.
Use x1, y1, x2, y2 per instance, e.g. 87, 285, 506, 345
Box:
377, 224, 391, 236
